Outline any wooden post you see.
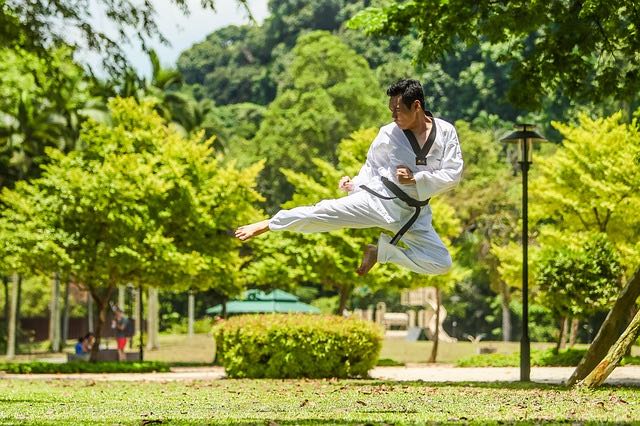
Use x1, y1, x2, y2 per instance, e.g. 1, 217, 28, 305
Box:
188, 290, 195, 337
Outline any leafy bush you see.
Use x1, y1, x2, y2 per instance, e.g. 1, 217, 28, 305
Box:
456, 348, 640, 367
213, 314, 383, 378
0, 361, 170, 374
376, 358, 405, 367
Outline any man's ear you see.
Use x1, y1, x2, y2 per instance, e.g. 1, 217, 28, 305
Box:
413, 100, 422, 111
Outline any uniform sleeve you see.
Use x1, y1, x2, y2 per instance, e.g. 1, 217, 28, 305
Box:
414, 125, 463, 200
349, 129, 388, 193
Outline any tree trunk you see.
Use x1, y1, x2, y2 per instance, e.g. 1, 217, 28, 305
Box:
3, 276, 9, 339
337, 284, 352, 315
579, 308, 640, 388
560, 316, 569, 350
87, 293, 94, 332
568, 267, 640, 385
88, 285, 115, 362
501, 283, 511, 342
61, 278, 71, 344
6, 273, 19, 359
187, 291, 195, 337
133, 286, 141, 337
146, 287, 159, 350
117, 285, 125, 310
428, 288, 441, 363
569, 318, 579, 348
48, 273, 61, 352
554, 316, 566, 354
138, 285, 144, 361
15, 275, 22, 349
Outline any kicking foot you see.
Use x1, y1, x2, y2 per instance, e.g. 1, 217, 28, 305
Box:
356, 244, 378, 276
234, 220, 270, 241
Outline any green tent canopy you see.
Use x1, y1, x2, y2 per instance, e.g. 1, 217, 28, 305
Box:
205, 289, 320, 315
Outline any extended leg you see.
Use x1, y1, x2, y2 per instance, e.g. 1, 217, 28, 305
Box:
266, 191, 390, 234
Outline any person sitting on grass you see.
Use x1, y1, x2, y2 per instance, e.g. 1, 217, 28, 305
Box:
75, 336, 85, 355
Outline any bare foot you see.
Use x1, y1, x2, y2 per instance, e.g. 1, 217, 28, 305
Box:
356, 244, 378, 276
234, 220, 270, 241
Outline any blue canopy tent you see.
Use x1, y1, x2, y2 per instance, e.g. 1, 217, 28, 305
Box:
205, 289, 320, 315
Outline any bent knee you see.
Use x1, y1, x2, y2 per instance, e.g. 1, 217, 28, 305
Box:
425, 252, 452, 275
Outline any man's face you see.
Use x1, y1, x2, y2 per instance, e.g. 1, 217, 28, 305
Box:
389, 95, 418, 129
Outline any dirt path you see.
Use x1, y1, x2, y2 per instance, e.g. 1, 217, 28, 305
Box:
2, 365, 640, 385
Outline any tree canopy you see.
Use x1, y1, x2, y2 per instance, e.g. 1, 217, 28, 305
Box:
349, 0, 640, 108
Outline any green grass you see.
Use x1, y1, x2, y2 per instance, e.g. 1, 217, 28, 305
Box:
0, 379, 638, 424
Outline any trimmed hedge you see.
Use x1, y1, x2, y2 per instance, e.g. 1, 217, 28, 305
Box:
456, 348, 640, 367
0, 361, 170, 374
213, 314, 383, 378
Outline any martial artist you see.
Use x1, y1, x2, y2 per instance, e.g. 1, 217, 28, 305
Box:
235, 79, 463, 276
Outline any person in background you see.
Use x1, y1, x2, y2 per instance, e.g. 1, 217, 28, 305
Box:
75, 336, 85, 355
112, 308, 129, 362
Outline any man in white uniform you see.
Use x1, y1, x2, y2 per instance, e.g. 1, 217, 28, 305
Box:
235, 79, 463, 276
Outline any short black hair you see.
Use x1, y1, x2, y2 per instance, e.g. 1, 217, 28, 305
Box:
386, 79, 425, 111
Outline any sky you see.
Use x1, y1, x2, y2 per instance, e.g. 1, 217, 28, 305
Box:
79, 0, 269, 78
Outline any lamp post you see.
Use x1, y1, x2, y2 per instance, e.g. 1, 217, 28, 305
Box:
500, 124, 546, 382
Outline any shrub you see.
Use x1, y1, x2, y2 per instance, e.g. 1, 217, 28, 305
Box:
213, 314, 383, 378
456, 348, 640, 367
0, 361, 170, 374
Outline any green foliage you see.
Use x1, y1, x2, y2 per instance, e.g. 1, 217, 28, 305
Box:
536, 234, 623, 319
0, 361, 169, 374
457, 348, 598, 368
163, 318, 214, 335
0, 46, 100, 189
250, 31, 387, 209
376, 358, 404, 366
0, 97, 264, 356
531, 112, 640, 274
0, 0, 248, 76
349, 0, 640, 107
213, 314, 383, 378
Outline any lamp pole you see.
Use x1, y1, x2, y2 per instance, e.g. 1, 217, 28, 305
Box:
520, 126, 531, 382
501, 124, 546, 382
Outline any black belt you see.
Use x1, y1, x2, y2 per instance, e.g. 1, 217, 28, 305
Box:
360, 176, 430, 245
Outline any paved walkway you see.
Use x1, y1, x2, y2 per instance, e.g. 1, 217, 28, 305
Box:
2, 365, 640, 385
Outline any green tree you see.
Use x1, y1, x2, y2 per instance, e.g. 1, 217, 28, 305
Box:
527, 112, 640, 384
0, 98, 263, 360
536, 234, 623, 352
0, 47, 101, 189
247, 31, 387, 210
349, 0, 640, 108
1, 0, 249, 75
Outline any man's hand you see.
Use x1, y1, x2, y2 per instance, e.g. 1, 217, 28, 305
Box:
338, 176, 354, 192
396, 165, 416, 185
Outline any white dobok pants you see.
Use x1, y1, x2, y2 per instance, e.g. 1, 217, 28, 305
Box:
268, 190, 452, 275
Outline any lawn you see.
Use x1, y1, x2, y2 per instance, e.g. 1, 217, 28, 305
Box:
1, 379, 638, 424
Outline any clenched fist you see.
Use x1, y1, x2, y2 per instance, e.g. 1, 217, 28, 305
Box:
338, 176, 354, 192
396, 165, 416, 185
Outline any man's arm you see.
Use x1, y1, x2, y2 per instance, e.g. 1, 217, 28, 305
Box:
347, 129, 386, 193
413, 126, 463, 200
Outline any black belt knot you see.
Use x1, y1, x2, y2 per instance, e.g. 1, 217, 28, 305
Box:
360, 176, 430, 245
